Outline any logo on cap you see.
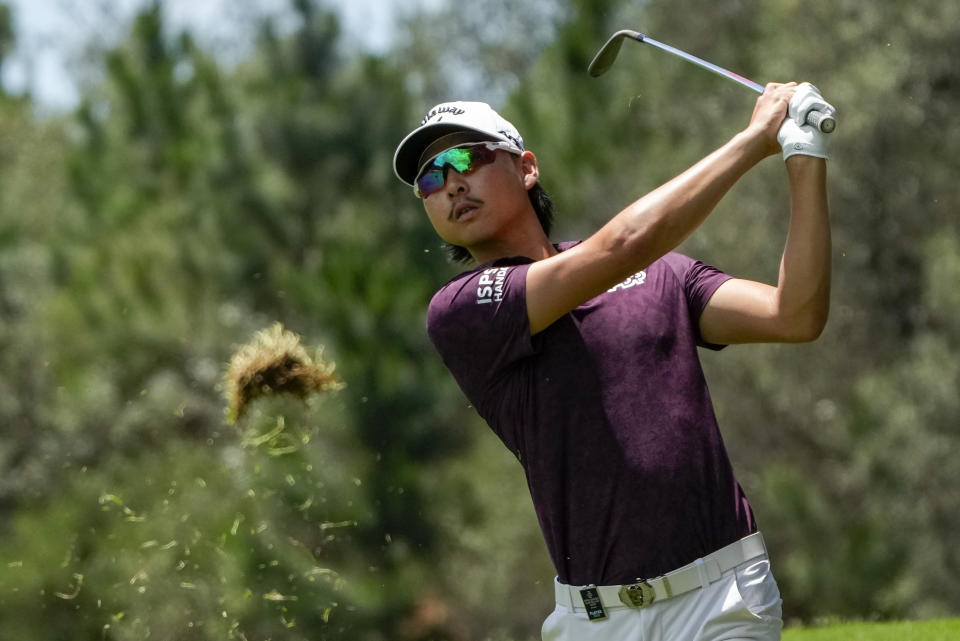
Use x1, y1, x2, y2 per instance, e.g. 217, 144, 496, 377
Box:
421, 105, 467, 126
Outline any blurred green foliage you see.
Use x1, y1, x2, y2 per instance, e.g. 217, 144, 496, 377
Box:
0, 0, 957, 639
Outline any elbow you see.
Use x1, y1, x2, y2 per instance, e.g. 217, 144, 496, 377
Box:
615, 204, 677, 265
781, 307, 829, 343
790, 321, 826, 343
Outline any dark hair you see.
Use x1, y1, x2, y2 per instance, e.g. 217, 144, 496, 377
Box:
444, 182, 555, 264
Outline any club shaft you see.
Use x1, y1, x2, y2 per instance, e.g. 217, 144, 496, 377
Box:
637, 35, 765, 94
632, 33, 836, 133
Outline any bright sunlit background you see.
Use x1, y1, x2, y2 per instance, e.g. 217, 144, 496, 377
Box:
2, 0, 414, 111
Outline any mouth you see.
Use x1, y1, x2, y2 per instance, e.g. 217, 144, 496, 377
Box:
452, 199, 482, 221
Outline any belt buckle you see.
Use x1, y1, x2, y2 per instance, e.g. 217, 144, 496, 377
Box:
618, 581, 655, 608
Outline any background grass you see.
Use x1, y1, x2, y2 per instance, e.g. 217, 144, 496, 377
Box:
783, 618, 960, 641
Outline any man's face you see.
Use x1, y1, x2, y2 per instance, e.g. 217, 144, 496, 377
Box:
420, 149, 538, 255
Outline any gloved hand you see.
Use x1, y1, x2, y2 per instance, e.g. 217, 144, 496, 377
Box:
776, 82, 835, 160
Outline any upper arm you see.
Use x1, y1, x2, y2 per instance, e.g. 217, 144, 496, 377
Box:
525, 234, 653, 334
699, 277, 824, 344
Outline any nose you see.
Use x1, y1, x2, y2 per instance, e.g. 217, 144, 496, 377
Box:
444, 170, 469, 196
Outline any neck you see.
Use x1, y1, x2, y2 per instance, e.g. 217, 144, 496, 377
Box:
468, 226, 557, 264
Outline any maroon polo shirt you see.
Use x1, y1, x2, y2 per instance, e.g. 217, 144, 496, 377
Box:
427, 243, 756, 585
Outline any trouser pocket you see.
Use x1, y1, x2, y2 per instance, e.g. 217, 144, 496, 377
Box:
734, 558, 783, 624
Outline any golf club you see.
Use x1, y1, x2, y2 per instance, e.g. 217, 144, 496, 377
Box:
588, 30, 836, 134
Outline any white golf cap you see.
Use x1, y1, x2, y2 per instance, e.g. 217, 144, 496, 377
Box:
393, 101, 525, 186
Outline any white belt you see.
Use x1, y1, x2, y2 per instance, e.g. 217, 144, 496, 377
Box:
555, 532, 767, 613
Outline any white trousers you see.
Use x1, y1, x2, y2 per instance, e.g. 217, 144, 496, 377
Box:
542, 557, 783, 641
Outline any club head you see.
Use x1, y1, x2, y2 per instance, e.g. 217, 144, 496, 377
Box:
588, 30, 643, 77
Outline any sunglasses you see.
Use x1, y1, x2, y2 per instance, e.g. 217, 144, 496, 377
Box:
414, 142, 517, 198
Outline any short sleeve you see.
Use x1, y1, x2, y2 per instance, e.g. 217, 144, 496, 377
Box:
662, 252, 733, 349
426, 262, 536, 408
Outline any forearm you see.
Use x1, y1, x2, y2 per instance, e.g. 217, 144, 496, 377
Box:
776, 156, 831, 336
597, 130, 771, 276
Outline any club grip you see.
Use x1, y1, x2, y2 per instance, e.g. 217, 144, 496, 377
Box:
805, 108, 836, 134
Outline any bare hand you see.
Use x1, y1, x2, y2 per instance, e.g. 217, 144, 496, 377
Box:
746, 82, 798, 157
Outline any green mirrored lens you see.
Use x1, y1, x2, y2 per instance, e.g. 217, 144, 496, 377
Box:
431, 147, 473, 172
415, 145, 500, 198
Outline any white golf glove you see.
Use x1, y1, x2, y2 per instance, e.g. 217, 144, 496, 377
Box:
776, 82, 835, 160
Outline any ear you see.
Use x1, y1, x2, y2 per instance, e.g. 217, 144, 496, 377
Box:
519, 151, 539, 190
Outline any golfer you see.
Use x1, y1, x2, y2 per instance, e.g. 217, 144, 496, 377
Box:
393, 82, 833, 640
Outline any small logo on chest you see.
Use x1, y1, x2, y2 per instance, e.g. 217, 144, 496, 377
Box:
608, 271, 647, 293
